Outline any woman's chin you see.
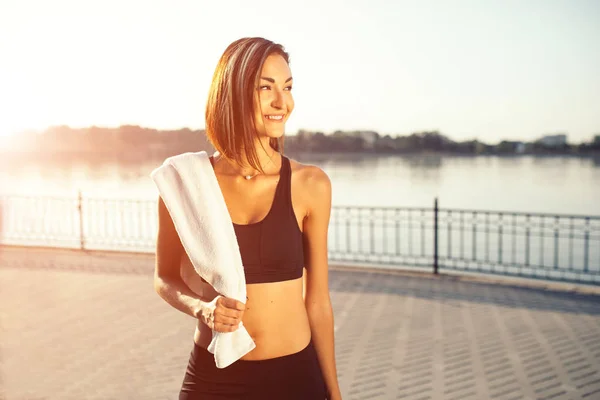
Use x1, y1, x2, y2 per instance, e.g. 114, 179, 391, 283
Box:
265, 129, 286, 139
255, 125, 286, 140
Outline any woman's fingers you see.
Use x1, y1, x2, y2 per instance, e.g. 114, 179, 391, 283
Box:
215, 297, 245, 319
215, 307, 244, 319
214, 313, 240, 326
218, 296, 246, 312
213, 321, 241, 333
202, 296, 246, 332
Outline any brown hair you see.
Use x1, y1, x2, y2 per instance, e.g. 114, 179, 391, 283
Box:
205, 37, 290, 172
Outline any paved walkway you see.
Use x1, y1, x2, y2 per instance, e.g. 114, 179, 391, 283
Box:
1, 246, 600, 400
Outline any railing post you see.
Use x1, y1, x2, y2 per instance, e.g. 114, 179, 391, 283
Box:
434, 197, 439, 274
78, 190, 85, 250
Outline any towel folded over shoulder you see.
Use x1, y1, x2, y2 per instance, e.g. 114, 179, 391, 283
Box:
150, 150, 256, 368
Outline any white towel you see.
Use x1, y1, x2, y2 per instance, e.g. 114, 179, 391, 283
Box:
150, 150, 256, 369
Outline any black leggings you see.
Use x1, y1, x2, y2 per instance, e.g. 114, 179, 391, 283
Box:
179, 339, 327, 399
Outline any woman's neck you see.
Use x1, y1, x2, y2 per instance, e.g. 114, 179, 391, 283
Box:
215, 144, 280, 177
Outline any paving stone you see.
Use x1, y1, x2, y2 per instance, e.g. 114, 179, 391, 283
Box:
1, 246, 599, 399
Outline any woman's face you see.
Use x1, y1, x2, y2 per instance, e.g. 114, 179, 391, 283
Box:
253, 53, 294, 139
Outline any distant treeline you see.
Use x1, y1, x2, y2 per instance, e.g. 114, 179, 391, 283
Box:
5, 125, 600, 162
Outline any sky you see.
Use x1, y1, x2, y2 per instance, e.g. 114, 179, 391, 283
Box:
0, 0, 599, 144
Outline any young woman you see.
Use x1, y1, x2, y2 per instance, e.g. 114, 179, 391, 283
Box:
154, 37, 342, 400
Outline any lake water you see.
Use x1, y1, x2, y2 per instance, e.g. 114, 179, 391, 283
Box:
1, 153, 599, 215
2, 153, 598, 284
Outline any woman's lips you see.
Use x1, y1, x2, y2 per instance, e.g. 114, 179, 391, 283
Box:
264, 114, 285, 122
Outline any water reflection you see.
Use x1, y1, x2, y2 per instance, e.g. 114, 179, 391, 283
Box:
401, 154, 443, 169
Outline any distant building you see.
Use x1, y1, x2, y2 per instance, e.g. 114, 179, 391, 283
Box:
515, 142, 526, 153
501, 141, 528, 153
474, 141, 487, 154
539, 134, 567, 147
496, 140, 526, 154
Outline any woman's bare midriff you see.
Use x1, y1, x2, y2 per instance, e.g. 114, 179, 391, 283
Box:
182, 260, 312, 360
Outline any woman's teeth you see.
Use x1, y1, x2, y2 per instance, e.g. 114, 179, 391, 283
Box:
265, 115, 284, 121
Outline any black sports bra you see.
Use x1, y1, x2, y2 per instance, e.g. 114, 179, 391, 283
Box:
209, 155, 304, 284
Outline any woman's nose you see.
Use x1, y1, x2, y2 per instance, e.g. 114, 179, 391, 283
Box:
271, 90, 283, 109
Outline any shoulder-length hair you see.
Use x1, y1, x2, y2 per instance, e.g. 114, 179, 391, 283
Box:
205, 37, 290, 172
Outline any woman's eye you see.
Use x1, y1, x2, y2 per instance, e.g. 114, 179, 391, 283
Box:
285, 86, 293, 91
259, 85, 270, 90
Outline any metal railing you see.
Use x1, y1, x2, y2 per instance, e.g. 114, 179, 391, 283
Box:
1, 193, 598, 285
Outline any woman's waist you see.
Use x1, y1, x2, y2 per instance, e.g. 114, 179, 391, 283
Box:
194, 328, 312, 361
245, 294, 308, 330
194, 318, 311, 360
194, 296, 311, 359
195, 295, 310, 336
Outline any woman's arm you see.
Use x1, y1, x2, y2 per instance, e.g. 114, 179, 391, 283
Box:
154, 195, 209, 319
302, 167, 342, 400
154, 196, 244, 331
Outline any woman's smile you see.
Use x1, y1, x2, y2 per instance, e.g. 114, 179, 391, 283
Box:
265, 114, 285, 121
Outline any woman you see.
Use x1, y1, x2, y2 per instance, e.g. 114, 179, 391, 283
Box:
154, 37, 342, 399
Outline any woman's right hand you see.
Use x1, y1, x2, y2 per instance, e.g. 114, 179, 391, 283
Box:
196, 295, 246, 333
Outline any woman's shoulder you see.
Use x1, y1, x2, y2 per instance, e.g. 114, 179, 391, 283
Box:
286, 156, 331, 193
